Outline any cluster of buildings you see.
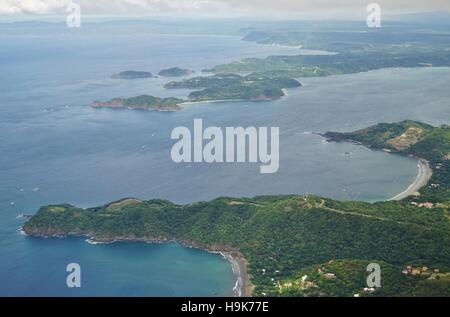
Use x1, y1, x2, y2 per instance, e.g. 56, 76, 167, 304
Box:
402, 265, 439, 277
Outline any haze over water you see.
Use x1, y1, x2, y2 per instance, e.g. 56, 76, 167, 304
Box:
1, 26, 449, 296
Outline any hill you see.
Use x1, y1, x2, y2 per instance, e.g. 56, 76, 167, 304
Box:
22, 121, 450, 296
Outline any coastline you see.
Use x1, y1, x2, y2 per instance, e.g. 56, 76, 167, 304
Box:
92, 96, 281, 112
389, 158, 432, 201
181, 242, 252, 297
21, 229, 252, 297
178, 96, 280, 108
178, 99, 247, 107
213, 250, 252, 297
21, 154, 432, 298
320, 133, 434, 202
86, 238, 254, 296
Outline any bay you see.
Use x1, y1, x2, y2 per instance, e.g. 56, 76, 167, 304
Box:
1, 29, 449, 296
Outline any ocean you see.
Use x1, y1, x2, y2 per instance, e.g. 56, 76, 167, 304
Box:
1, 26, 449, 296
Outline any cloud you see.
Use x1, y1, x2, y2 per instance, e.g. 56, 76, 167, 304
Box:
0, 0, 72, 15
0, 0, 222, 15
0, 0, 449, 16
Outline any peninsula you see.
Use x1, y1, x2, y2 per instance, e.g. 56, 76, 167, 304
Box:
23, 121, 450, 297
207, 29, 450, 78
322, 120, 449, 203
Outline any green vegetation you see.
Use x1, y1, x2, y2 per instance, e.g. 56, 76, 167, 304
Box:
165, 73, 301, 101
26, 20, 450, 297
23, 122, 450, 296
279, 259, 450, 297
324, 120, 450, 203
242, 30, 450, 55
23, 193, 450, 296
111, 71, 154, 79
95, 74, 300, 112
158, 67, 194, 77
101, 28, 450, 112
207, 50, 450, 78
207, 29, 450, 78
23, 120, 450, 297
92, 95, 185, 111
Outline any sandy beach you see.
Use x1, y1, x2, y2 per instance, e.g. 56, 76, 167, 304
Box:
179, 97, 277, 108
220, 251, 253, 297
179, 99, 246, 107
389, 158, 432, 200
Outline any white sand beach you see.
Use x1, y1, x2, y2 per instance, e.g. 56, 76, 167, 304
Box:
389, 159, 432, 201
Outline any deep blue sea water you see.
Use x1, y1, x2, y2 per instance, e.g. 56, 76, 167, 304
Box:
1, 26, 449, 296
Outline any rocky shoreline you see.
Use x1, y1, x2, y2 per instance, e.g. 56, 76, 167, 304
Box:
21, 228, 253, 297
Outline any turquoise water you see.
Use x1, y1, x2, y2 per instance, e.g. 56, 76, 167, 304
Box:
1, 25, 449, 296
1, 238, 235, 296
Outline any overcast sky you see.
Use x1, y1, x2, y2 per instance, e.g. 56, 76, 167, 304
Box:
1, 0, 449, 17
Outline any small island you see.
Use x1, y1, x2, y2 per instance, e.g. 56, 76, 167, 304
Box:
111, 71, 154, 79
93, 74, 302, 112
22, 121, 450, 297
92, 95, 185, 112
165, 73, 301, 101
158, 67, 194, 77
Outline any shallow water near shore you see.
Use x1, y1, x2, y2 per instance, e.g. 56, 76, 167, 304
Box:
1, 30, 450, 296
